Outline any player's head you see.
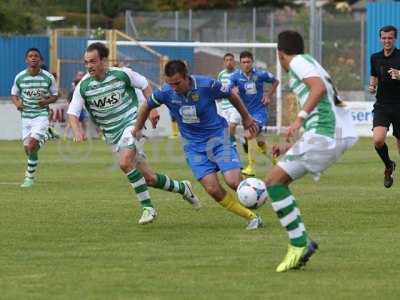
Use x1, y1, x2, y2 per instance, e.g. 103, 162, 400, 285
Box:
239, 51, 253, 73
164, 60, 191, 95
25, 48, 42, 69
277, 30, 304, 71
379, 25, 397, 51
84, 42, 109, 79
223, 53, 235, 71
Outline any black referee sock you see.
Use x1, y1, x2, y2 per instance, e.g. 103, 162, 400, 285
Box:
375, 143, 392, 169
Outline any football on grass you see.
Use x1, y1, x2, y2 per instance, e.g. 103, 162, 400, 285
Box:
237, 177, 268, 209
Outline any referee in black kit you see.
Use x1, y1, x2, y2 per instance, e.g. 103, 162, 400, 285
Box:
369, 25, 400, 188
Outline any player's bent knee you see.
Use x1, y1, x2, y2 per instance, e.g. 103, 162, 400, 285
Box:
119, 160, 134, 173
265, 166, 291, 186
225, 179, 240, 190
265, 177, 277, 186
25, 142, 38, 154
142, 173, 157, 186
204, 184, 221, 199
373, 137, 385, 148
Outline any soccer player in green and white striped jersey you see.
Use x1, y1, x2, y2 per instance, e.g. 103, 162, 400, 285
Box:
264, 31, 358, 272
11, 48, 58, 188
217, 53, 241, 146
67, 43, 200, 225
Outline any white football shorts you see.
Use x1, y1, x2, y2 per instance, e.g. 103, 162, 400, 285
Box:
22, 116, 49, 142
278, 131, 357, 180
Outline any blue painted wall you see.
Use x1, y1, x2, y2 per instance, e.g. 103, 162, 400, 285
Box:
367, 0, 400, 82
0, 36, 49, 97
0, 35, 195, 96
152, 46, 194, 70
57, 36, 88, 95
117, 45, 194, 87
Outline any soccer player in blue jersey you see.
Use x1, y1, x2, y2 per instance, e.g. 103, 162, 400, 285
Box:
134, 60, 263, 230
230, 51, 280, 176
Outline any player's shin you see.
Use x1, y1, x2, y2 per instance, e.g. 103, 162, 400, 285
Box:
153, 173, 185, 194
126, 169, 153, 208
267, 184, 307, 247
38, 132, 52, 148
293, 200, 307, 240
25, 151, 38, 180
243, 139, 257, 175
219, 190, 256, 220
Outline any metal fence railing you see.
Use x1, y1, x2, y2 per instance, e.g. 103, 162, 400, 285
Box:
126, 6, 366, 92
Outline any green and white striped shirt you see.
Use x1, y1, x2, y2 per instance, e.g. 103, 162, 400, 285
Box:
217, 69, 235, 111
11, 69, 58, 119
67, 67, 148, 144
288, 54, 337, 138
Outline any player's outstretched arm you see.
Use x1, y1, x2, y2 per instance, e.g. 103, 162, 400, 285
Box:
262, 79, 280, 105
68, 114, 86, 142
301, 77, 326, 113
227, 92, 258, 137
286, 77, 326, 139
142, 83, 160, 128
134, 101, 152, 139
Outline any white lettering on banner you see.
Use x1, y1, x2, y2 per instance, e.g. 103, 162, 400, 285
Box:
351, 111, 373, 124
346, 101, 381, 137
347, 101, 374, 125
0, 99, 380, 139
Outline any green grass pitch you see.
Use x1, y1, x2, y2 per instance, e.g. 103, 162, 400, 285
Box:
1, 137, 400, 299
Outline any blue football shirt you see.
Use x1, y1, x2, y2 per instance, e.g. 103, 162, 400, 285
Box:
230, 68, 276, 121
148, 75, 231, 150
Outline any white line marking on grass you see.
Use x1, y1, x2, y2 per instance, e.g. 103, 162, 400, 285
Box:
0, 182, 20, 185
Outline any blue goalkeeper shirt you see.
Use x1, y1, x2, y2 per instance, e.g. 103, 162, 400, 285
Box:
147, 75, 231, 151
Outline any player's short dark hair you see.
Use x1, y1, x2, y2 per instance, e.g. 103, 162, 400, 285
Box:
379, 25, 397, 38
277, 30, 304, 55
224, 53, 234, 60
239, 51, 253, 61
86, 42, 109, 59
25, 47, 42, 58
164, 60, 188, 77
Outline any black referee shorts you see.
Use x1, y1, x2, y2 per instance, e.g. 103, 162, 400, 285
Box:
372, 103, 400, 138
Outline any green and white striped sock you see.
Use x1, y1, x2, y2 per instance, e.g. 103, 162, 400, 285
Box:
126, 169, 153, 208
37, 131, 52, 148
293, 200, 307, 239
154, 173, 185, 195
25, 152, 38, 179
267, 184, 307, 247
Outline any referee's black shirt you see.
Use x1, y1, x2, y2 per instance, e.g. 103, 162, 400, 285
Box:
370, 48, 400, 104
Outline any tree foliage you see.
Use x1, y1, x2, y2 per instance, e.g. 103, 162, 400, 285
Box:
0, 0, 363, 34
0, 0, 46, 34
